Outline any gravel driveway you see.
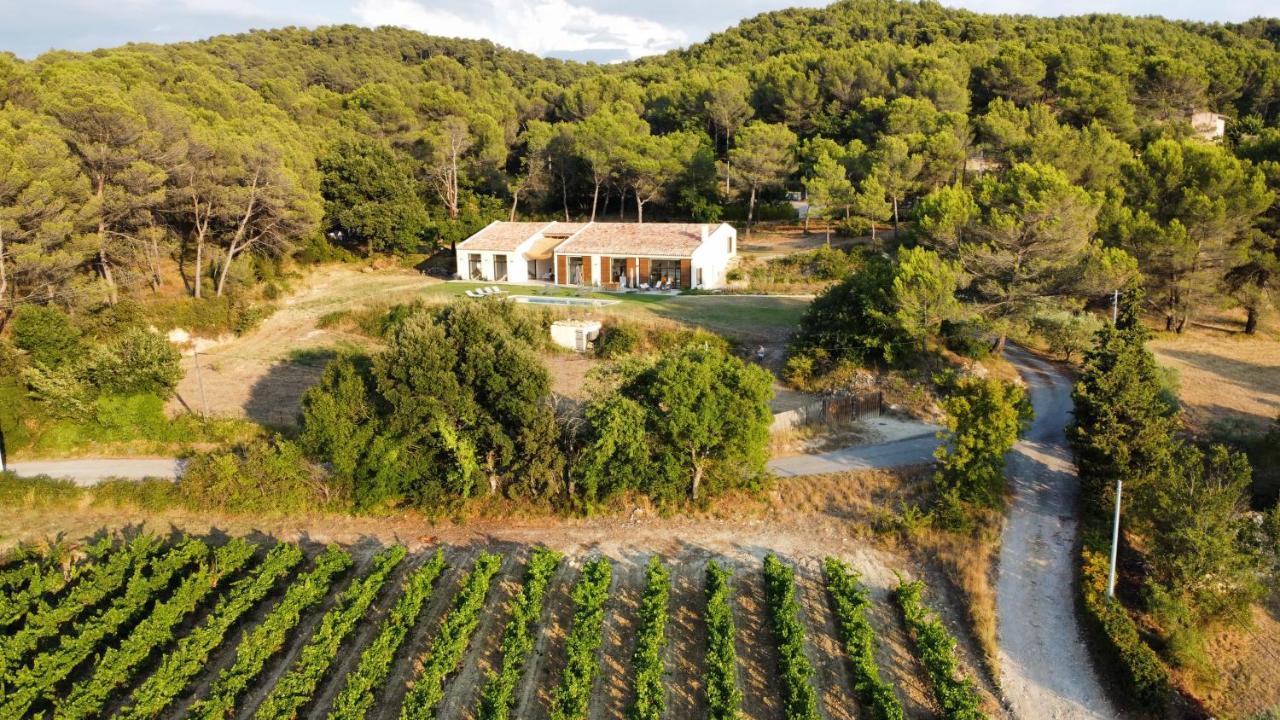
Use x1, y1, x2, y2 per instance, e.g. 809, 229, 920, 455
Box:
996, 348, 1120, 719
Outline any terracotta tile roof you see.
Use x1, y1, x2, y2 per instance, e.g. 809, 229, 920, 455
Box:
556, 223, 712, 257
542, 222, 590, 238
457, 221, 551, 251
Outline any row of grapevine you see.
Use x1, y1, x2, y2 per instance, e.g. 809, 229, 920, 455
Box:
0, 537, 208, 717
116, 541, 311, 720
0, 535, 162, 678
399, 552, 505, 720
704, 560, 743, 720
894, 579, 988, 720
0, 563, 74, 628
254, 545, 407, 720
328, 550, 447, 720
54, 538, 265, 720
822, 558, 904, 720
627, 556, 670, 720
187, 545, 353, 720
549, 558, 613, 720
762, 555, 821, 720
477, 547, 562, 720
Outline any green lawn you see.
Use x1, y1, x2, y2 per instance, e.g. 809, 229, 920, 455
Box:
422, 282, 810, 343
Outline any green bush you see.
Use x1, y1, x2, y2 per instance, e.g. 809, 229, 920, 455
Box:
10, 305, 83, 367
87, 331, 182, 398
180, 437, 339, 514
594, 322, 640, 359
704, 561, 742, 720
940, 320, 989, 360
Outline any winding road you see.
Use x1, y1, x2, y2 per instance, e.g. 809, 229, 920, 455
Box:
6, 348, 1117, 718
996, 347, 1118, 719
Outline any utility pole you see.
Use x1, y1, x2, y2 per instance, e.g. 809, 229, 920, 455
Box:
1108, 479, 1123, 598
1106, 287, 1123, 600
192, 346, 209, 418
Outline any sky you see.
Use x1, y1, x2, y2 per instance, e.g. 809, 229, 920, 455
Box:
0, 0, 1276, 63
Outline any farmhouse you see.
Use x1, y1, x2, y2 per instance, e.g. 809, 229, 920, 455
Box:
455, 221, 737, 290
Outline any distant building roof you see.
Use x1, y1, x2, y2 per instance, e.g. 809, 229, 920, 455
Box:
556, 223, 721, 257
457, 221, 552, 251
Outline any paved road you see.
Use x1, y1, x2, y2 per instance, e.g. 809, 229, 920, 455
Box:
4, 458, 185, 486
767, 431, 941, 476
995, 348, 1119, 719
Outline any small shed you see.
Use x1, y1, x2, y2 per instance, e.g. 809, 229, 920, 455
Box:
550, 320, 602, 353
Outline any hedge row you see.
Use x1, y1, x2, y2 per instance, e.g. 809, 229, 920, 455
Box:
704, 560, 742, 720
329, 549, 447, 720
187, 545, 353, 720
762, 555, 821, 720
893, 579, 987, 720
254, 545, 406, 720
628, 556, 670, 720
548, 557, 613, 720
822, 558, 904, 720
1078, 544, 1170, 709
477, 547, 562, 720
399, 552, 504, 720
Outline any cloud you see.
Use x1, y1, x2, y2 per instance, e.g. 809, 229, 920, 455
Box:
353, 0, 687, 60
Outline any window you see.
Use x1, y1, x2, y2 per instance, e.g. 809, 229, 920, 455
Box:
468, 253, 483, 280
696, 268, 703, 287
649, 259, 681, 287
611, 258, 628, 286
494, 254, 508, 281
568, 256, 584, 285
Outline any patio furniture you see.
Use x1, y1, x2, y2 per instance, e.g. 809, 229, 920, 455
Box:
465, 289, 483, 298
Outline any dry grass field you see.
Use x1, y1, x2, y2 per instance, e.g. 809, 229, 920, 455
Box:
1149, 317, 1280, 434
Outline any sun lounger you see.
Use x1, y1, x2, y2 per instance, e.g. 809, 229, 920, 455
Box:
465, 289, 482, 298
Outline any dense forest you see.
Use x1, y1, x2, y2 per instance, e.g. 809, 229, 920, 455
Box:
1, 0, 1279, 331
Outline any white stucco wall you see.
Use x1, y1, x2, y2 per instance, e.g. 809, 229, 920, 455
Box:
691, 224, 737, 289
456, 251, 527, 282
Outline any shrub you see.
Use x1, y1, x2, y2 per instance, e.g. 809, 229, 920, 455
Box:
399, 552, 503, 720
1031, 310, 1102, 362
180, 437, 338, 514
940, 319, 989, 360
594, 322, 640, 359
84, 329, 183, 397
10, 305, 83, 367
933, 375, 1032, 510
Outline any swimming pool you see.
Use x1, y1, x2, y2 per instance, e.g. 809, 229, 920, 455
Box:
510, 295, 619, 308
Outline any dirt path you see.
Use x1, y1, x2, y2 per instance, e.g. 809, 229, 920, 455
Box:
734, 561, 784, 720
170, 265, 439, 426
995, 348, 1120, 719
434, 549, 521, 720
793, 560, 858, 720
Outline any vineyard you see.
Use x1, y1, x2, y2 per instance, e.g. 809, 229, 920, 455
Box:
0, 533, 998, 720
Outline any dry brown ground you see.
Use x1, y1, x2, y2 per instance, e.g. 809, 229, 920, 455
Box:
1184, 595, 1280, 719
1149, 318, 1280, 434
2, 468, 1009, 720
